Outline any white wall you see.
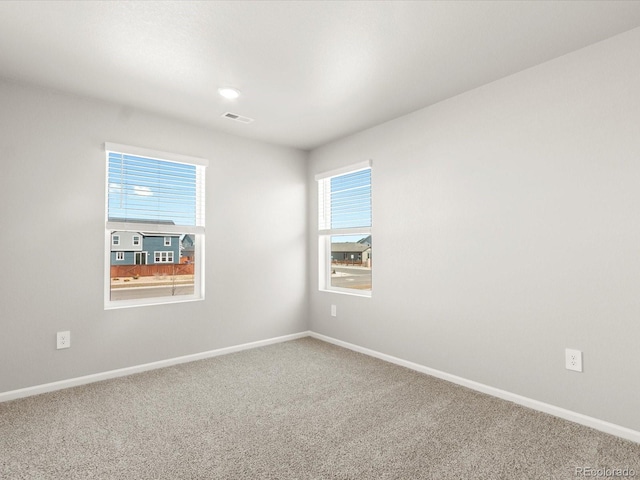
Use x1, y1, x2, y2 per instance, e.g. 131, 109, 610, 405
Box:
0, 80, 308, 393
308, 28, 640, 431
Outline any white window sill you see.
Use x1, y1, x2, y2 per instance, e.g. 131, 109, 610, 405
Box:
105, 294, 204, 310
319, 287, 371, 298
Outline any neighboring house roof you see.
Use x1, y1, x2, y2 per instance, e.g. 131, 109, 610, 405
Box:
181, 234, 195, 256
182, 234, 195, 247
331, 242, 371, 253
357, 235, 372, 246
109, 218, 180, 237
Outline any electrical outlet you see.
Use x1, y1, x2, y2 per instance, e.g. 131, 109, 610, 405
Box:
565, 348, 582, 372
331, 304, 337, 317
56, 331, 71, 350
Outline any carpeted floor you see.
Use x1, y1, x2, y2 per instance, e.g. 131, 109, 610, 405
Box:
1, 337, 638, 479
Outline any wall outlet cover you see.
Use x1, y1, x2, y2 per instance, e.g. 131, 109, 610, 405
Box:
565, 348, 582, 372
57, 331, 71, 350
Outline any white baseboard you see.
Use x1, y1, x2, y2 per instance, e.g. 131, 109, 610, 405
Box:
0, 331, 311, 403
309, 331, 640, 444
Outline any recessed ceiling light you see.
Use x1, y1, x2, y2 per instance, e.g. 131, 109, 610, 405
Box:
218, 87, 240, 100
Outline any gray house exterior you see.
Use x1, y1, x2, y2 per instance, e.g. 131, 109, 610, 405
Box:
331, 242, 372, 264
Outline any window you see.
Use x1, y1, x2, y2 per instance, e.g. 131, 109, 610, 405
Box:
105, 143, 207, 309
154, 251, 174, 264
316, 161, 372, 296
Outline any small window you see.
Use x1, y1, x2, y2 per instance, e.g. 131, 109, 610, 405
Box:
316, 161, 372, 296
105, 143, 207, 309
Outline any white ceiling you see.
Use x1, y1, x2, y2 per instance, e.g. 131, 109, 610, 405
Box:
1, 1, 640, 151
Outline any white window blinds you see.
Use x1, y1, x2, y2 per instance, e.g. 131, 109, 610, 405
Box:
317, 161, 371, 234
105, 143, 206, 234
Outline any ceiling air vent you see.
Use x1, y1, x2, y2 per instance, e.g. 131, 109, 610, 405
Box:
222, 112, 254, 124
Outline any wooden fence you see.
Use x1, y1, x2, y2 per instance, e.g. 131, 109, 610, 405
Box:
332, 259, 364, 266
111, 264, 194, 278
332, 259, 372, 267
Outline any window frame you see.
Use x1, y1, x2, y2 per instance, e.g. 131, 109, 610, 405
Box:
154, 251, 174, 264
115, 252, 125, 261
316, 160, 372, 297
104, 142, 207, 310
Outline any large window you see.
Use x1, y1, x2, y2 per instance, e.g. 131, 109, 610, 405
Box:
316, 161, 372, 296
154, 251, 174, 264
105, 143, 207, 309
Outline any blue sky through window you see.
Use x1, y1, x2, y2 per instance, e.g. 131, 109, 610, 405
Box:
108, 153, 197, 226
330, 168, 371, 230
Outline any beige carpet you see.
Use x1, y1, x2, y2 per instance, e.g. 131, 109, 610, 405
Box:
1, 337, 638, 479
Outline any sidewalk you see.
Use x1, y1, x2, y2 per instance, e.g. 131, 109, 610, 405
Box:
111, 274, 195, 289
